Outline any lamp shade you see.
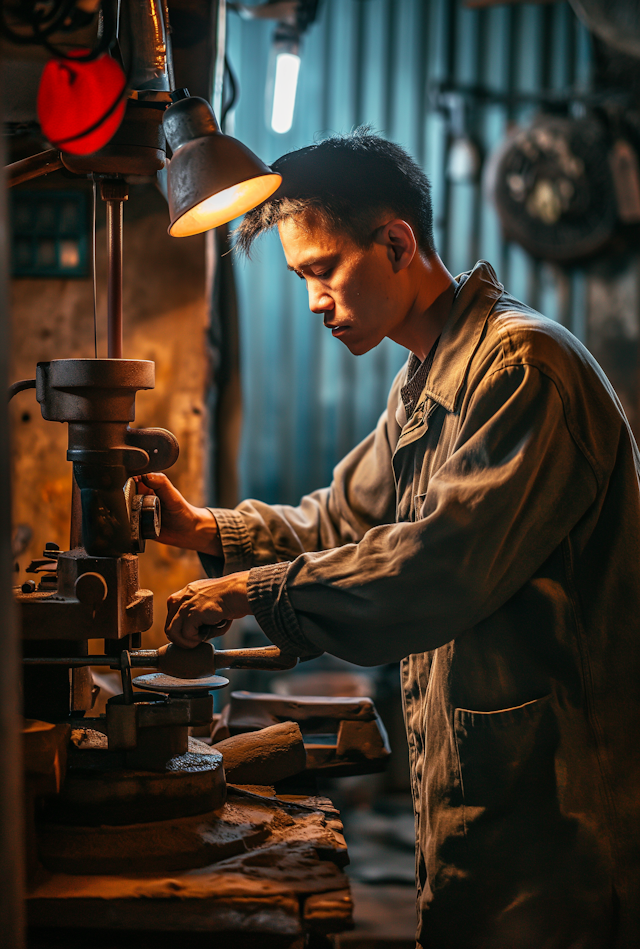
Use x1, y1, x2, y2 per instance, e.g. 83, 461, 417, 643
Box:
163, 95, 281, 237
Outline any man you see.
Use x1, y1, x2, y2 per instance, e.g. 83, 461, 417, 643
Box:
139, 130, 640, 948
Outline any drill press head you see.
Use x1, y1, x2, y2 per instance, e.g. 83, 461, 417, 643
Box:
36, 357, 178, 557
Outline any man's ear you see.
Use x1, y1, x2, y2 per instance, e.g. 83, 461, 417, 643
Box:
376, 219, 416, 271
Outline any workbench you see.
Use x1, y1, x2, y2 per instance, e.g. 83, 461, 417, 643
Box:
26, 786, 352, 948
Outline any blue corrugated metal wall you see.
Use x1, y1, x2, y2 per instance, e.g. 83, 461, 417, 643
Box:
226, 0, 592, 505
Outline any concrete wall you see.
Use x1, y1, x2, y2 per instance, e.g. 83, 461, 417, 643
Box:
10, 183, 211, 649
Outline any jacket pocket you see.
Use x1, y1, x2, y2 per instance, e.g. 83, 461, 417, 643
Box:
454, 694, 555, 821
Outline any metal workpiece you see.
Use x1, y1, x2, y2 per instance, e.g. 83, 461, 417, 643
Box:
18, 550, 153, 641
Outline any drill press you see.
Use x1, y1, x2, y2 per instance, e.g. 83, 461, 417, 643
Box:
5, 4, 359, 939
10, 0, 298, 865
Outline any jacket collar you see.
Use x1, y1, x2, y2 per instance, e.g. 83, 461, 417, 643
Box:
419, 260, 504, 413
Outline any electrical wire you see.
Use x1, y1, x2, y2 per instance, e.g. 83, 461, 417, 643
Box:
30, 0, 77, 40
0, 0, 116, 61
221, 55, 239, 125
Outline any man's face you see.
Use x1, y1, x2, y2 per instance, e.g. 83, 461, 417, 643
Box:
278, 211, 408, 356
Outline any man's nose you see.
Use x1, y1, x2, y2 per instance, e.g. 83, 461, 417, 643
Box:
308, 286, 334, 314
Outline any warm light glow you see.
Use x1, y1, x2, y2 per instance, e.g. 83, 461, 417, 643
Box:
270, 52, 300, 135
169, 172, 282, 237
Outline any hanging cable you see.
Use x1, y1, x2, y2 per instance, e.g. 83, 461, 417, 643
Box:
0, 0, 117, 61
221, 55, 239, 126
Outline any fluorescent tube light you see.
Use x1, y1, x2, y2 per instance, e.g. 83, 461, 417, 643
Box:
270, 51, 300, 135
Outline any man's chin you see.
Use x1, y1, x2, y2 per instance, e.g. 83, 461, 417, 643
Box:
341, 337, 378, 357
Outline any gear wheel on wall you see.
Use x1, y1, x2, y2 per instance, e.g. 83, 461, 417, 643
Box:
484, 114, 619, 265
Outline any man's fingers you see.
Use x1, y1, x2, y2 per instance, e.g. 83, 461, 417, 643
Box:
140, 473, 187, 511
134, 478, 154, 497
166, 613, 196, 649
166, 606, 229, 649
165, 590, 232, 648
180, 614, 222, 647
164, 575, 249, 650
165, 587, 190, 631
165, 599, 189, 643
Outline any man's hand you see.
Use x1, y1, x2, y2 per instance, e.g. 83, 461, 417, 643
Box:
165, 571, 251, 649
135, 473, 222, 556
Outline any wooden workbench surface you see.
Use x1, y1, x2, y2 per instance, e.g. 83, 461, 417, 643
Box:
27, 787, 353, 945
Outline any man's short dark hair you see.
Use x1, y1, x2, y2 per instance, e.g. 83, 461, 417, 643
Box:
235, 127, 436, 257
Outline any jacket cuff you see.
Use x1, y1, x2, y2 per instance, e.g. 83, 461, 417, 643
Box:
248, 562, 316, 657
207, 508, 254, 576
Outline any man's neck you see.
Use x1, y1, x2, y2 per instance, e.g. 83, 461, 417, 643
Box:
393, 253, 456, 362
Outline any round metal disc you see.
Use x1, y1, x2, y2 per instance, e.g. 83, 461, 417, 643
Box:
132, 672, 229, 693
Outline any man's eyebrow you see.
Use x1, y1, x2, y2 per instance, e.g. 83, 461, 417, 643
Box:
287, 257, 323, 272
287, 253, 338, 274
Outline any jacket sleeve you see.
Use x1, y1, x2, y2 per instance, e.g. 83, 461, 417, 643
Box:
206, 371, 403, 576
245, 364, 600, 665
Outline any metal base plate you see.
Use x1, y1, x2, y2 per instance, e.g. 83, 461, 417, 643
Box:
133, 672, 229, 693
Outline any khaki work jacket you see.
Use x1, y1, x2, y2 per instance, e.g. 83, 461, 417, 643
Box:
210, 261, 640, 948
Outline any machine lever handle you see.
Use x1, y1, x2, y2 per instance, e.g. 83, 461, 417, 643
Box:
214, 645, 298, 671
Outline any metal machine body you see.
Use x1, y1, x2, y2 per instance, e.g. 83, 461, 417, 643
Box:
8, 0, 301, 825
17, 355, 179, 722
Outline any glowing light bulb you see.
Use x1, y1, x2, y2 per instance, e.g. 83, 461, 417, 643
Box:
169, 173, 282, 237
270, 52, 301, 135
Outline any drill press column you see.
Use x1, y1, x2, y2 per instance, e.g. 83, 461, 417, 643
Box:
101, 178, 128, 360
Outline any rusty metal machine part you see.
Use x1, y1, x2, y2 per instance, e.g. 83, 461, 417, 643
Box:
125, 478, 161, 553
22, 641, 297, 673
19, 355, 177, 721
18, 551, 153, 642
48, 743, 227, 826
22, 643, 299, 774
36, 358, 178, 558
101, 178, 128, 359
